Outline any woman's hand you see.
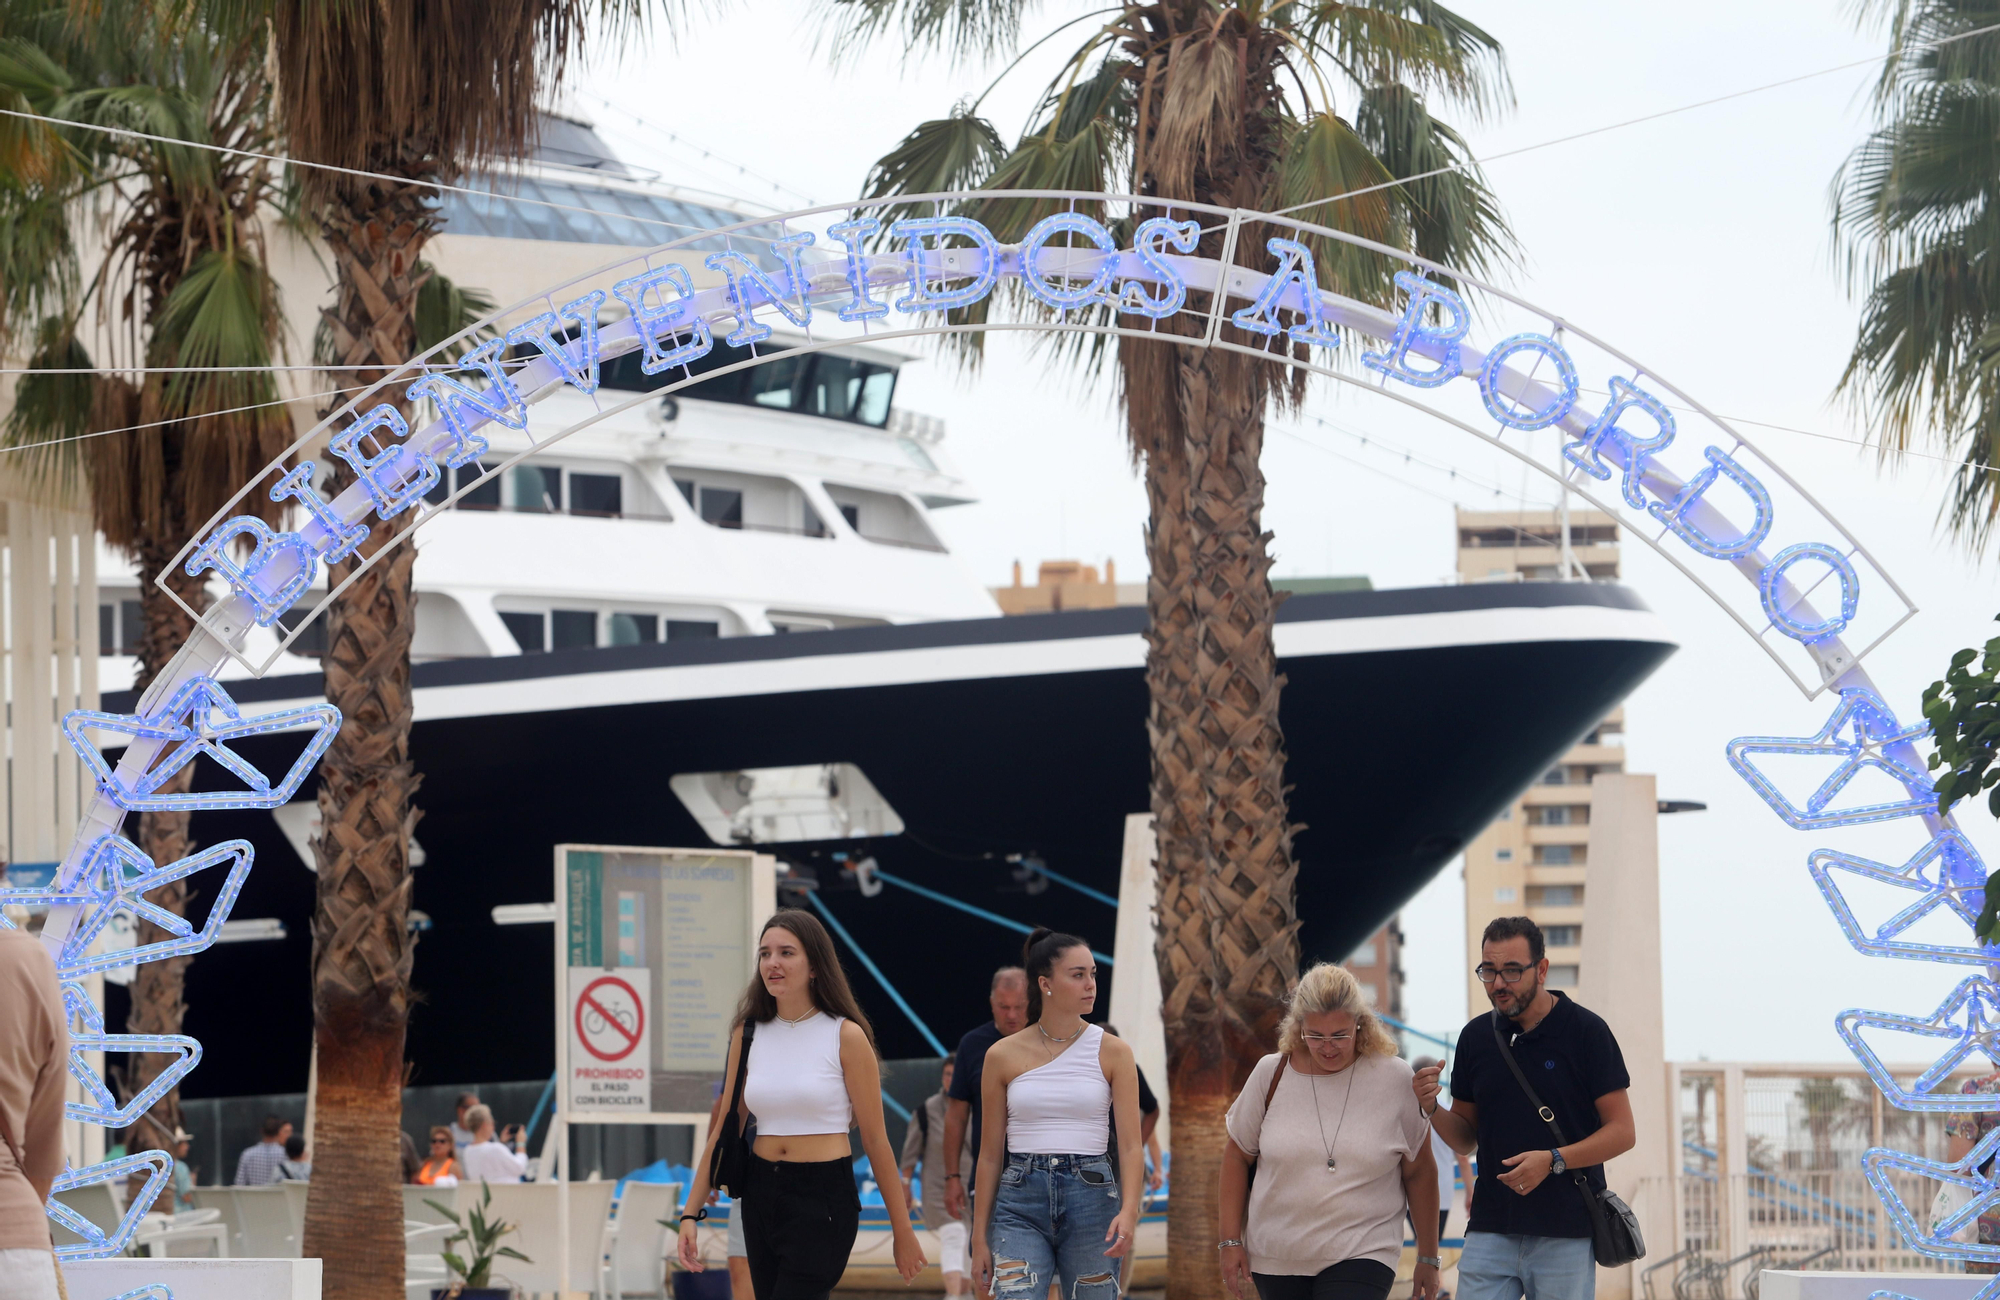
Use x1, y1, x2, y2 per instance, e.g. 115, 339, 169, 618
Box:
972, 1239, 994, 1296
1103, 1206, 1140, 1259
676, 1218, 704, 1272
892, 1226, 926, 1284
1219, 1243, 1251, 1300
1412, 1261, 1442, 1300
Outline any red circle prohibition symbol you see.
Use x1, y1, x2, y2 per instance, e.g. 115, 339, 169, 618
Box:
575, 975, 645, 1062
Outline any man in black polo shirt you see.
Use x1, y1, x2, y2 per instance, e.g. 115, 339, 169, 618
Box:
941, 966, 1028, 1221
1415, 916, 1635, 1300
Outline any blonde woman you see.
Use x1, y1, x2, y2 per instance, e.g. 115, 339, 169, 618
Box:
1218, 963, 1439, 1300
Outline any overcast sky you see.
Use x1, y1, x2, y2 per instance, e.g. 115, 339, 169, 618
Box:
578, 1, 2000, 1062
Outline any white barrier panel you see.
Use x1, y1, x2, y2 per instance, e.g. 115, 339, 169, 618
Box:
63, 1258, 322, 1300
1761, 1273, 1989, 1300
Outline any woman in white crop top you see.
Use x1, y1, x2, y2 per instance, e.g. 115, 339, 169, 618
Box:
678, 909, 924, 1297
971, 928, 1143, 1299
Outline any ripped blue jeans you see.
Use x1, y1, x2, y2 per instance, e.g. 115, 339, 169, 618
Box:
988, 1153, 1123, 1300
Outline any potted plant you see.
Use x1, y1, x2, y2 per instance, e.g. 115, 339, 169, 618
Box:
427, 1184, 531, 1299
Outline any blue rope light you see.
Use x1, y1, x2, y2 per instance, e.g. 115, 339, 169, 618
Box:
880, 1090, 912, 1121
874, 869, 1115, 966
806, 892, 947, 1056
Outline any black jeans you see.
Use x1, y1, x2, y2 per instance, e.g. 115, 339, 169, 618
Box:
742, 1154, 860, 1300
1253, 1259, 1397, 1300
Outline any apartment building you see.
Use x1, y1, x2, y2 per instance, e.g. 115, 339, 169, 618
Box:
1456, 507, 1625, 1013
1345, 916, 1405, 1019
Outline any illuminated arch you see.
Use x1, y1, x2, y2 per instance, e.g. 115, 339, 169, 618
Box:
9, 192, 1976, 1274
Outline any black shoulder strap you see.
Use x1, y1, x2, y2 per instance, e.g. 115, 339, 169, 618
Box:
1252, 1054, 1285, 1152
730, 1018, 756, 1117
1490, 1010, 1569, 1145
917, 1098, 931, 1143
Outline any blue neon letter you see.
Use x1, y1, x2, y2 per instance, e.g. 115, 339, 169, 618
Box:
611, 265, 713, 374
1562, 376, 1676, 508
1118, 218, 1199, 319
1361, 272, 1469, 388
184, 518, 317, 626
504, 290, 606, 395
1760, 542, 1861, 643
1478, 333, 1580, 430
328, 404, 438, 519
404, 339, 529, 469
1020, 213, 1119, 311
270, 461, 366, 562
705, 231, 816, 346
890, 218, 1000, 312
1230, 238, 1340, 350
1647, 445, 1774, 559
827, 218, 889, 322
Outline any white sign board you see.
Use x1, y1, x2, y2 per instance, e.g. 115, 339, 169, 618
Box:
568, 966, 652, 1113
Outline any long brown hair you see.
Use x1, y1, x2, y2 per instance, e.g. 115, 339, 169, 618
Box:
736, 909, 876, 1049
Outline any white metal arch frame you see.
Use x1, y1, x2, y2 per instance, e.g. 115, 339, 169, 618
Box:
10, 191, 1986, 1280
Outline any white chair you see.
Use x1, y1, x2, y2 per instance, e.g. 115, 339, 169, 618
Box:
477, 1181, 617, 1300
135, 1207, 229, 1257
611, 1182, 683, 1299
404, 1184, 460, 1295
48, 1183, 122, 1251
231, 1184, 306, 1257
190, 1187, 244, 1256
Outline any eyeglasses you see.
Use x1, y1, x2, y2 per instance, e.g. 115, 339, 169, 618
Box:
431, 1137, 452, 1145
1474, 963, 1536, 985
1301, 1032, 1353, 1046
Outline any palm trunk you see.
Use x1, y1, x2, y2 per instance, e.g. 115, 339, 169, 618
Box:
1125, 294, 1301, 1300
119, 546, 209, 1158
299, 168, 431, 1297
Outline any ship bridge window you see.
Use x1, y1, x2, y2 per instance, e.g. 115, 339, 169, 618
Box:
599, 340, 898, 429
670, 763, 905, 846
424, 461, 658, 519
825, 484, 944, 552
671, 469, 826, 537
436, 172, 788, 257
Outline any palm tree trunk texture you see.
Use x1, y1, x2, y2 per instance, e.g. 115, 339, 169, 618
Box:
120, 548, 210, 1155
1126, 317, 1301, 1300
299, 171, 430, 1292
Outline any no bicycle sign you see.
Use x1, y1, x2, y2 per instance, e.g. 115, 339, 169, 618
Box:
568, 966, 653, 1112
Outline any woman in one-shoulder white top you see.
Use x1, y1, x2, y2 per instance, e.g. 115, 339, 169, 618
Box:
971, 928, 1143, 1299
678, 909, 924, 1298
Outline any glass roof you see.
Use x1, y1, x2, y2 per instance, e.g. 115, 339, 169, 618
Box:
438, 172, 786, 264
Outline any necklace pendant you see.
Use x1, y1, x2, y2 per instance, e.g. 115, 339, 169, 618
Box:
1327, 1157, 1337, 1172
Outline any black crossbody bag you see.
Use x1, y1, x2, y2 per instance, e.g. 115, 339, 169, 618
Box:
709, 1018, 756, 1197
1490, 1012, 1644, 1267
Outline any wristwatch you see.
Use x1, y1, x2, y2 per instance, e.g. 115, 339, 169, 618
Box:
1417, 1255, 1442, 1268
1549, 1148, 1567, 1175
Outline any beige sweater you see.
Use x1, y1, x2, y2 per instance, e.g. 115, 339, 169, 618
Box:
0, 927, 67, 1250
1225, 1052, 1427, 1274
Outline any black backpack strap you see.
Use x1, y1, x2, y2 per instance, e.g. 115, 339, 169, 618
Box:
917, 1098, 931, 1144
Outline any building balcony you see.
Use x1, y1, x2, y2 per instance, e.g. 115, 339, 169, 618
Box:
1562, 743, 1627, 767
1525, 865, 1589, 887
1525, 824, 1591, 845
1528, 905, 1586, 927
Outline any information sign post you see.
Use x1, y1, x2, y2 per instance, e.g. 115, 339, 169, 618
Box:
550, 844, 776, 1290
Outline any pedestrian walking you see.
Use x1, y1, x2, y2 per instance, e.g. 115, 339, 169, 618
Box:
970, 929, 1143, 1300
1218, 962, 1439, 1300
414, 1126, 464, 1185
1415, 917, 1636, 1300
676, 909, 924, 1299
234, 1115, 291, 1186
900, 1057, 975, 1297
0, 921, 68, 1300
942, 966, 1029, 1223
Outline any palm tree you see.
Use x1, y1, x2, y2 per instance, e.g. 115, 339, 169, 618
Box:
0, 0, 292, 1152
833, 2, 1512, 1287
1832, 0, 2000, 544
201, 4, 648, 1291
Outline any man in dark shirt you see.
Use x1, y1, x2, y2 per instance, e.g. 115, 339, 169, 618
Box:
941, 966, 1028, 1221
1415, 916, 1635, 1300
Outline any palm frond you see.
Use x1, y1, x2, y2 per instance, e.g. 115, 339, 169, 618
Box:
1354, 81, 1513, 280
1295, 0, 1512, 119
1268, 110, 1403, 306
860, 107, 1008, 227
1, 313, 95, 501
818, 0, 1032, 66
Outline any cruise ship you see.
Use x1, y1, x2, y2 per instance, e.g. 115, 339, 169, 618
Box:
82, 115, 1679, 1094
